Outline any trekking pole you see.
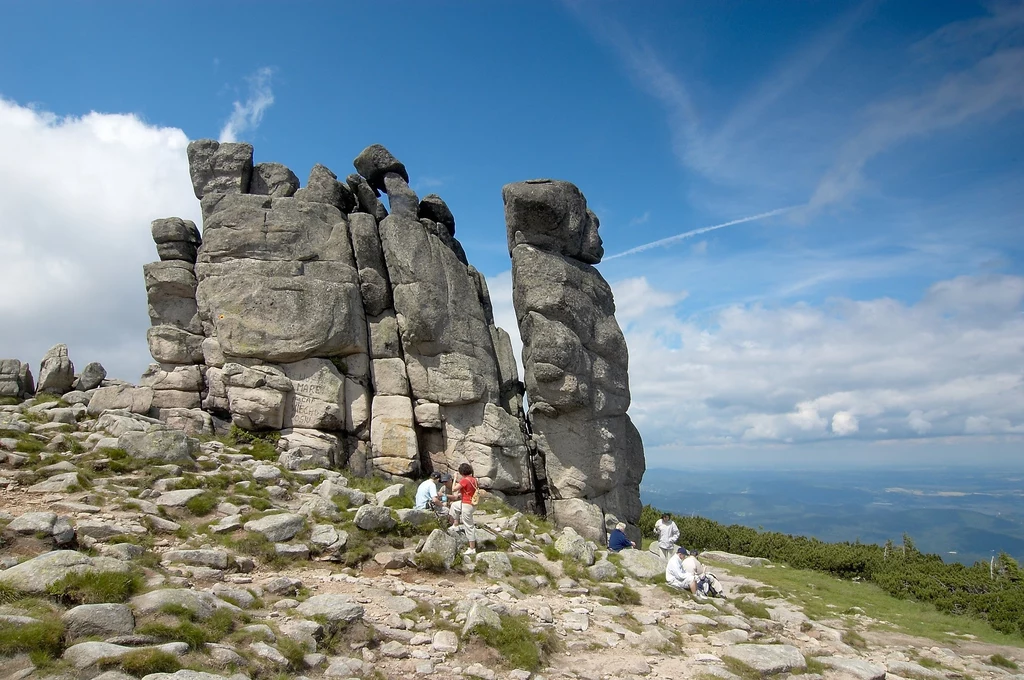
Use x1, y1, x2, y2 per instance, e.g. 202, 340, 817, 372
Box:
475, 522, 535, 557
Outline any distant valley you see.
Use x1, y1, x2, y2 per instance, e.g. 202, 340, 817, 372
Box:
641, 467, 1024, 566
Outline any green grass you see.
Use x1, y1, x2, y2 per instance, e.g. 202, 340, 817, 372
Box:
100, 649, 181, 675
732, 597, 771, 620
542, 544, 560, 562
0, 581, 24, 604
0, 396, 21, 406
137, 607, 238, 651
474, 614, 559, 672
415, 551, 450, 573
593, 585, 642, 606
723, 562, 1023, 646
723, 657, 762, 680
46, 570, 143, 605
0, 612, 64, 661
510, 556, 552, 578
344, 474, 395, 494
275, 635, 308, 670
843, 629, 868, 649
989, 654, 1019, 670
184, 492, 218, 516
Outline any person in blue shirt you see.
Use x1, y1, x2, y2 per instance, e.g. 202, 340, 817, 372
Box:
608, 522, 636, 552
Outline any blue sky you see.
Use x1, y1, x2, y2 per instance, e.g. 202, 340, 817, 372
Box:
1, 1, 1021, 469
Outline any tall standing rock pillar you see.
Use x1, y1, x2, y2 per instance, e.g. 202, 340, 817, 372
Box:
503, 179, 645, 541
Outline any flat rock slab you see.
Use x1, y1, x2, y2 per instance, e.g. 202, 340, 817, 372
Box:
0, 550, 131, 593
243, 513, 305, 542
887, 661, 946, 680
820, 657, 887, 680
702, 550, 771, 567
618, 549, 665, 579
162, 549, 230, 569
721, 644, 806, 676
132, 588, 238, 620
154, 488, 206, 507
63, 641, 188, 668
295, 594, 365, 623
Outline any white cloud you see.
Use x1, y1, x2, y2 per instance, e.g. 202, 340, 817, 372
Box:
831, 411, 859, 436
0, 97, 199, 381
621, 273, 1024, 455
219, 67, 275, 143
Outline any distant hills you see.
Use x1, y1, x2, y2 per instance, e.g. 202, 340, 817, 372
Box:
641, 467, 1024, 566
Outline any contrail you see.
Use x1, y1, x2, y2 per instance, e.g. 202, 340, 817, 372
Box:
605, 206, 798, 260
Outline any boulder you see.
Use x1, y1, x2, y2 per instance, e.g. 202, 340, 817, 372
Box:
131, 589, 239, 620
554, 527, 595, 566
820, 657, 887, 680
346, 173, 388, 222
354, 504, 395, 532
475, 552, 512, 578
418, 529, 458, 570
118, 429, 198, 465
295, 164, 355, 213
62, 604, 135, 639
353, 143, 409, 192
63, 641, 188, 669
37, 343, 75, 394
720, 644, 807, 676
250, 162, 299, 198
0, 359, 33, 398
418, 194, 455, 236
617, 548, 665, 579
243, 513, 305, 542
151, 217, 202, 263
277, 428, 340, 470
461, 602, 501, 636
186, 139, 253, 198
87, 385, 154, 417
75, 362, 107, 391
0, 550, 131, 593
294, 594, 364, 623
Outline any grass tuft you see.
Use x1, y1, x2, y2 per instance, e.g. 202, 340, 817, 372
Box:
184, 492, 218, 516
989, 654, 1019, 670
842, 629, 868, 649
732, 598, 771, 620
593, 584, 642, 606
46, 570, 143, 605
101, 649, 181, 675
0, 614, 64, 661
474, 614, 559, 672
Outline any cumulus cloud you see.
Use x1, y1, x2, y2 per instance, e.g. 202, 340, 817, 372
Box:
219, 67, 275, 143
619, 274, 1024, 454
0, 97, 198, 381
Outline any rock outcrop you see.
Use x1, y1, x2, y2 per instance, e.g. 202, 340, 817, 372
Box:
0, 359, 34, 400
503, 179, 645, 539
138, 142, 537, 508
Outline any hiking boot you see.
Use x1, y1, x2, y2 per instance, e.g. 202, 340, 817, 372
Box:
463, 548, 476, 557
695, 593, 708, 601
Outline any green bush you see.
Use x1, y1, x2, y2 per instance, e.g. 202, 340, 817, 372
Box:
46, 570, 143, 605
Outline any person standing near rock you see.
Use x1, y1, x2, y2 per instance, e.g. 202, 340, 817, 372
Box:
654, 512, 680, 561
449, 463, 479, 556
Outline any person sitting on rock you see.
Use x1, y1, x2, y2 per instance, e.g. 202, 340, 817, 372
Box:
608, 522, 636, 552
654, 512, 680, 561
415, 471, 450, 512
449, 463, 479, 557
666, 547, 707, 599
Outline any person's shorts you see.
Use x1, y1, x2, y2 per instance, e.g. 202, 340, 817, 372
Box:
681, 573, 697, 588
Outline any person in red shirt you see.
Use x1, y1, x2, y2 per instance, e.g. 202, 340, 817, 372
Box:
449, 462, 478, 556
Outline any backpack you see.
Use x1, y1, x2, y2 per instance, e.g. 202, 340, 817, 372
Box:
469, 479, 485, 506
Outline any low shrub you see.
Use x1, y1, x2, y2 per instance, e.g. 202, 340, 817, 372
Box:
842, 629, 868, 649
594, 584, 642, 606
510, 556, 551, 578
415, 551, 449, 573
989, 655, 1019, 670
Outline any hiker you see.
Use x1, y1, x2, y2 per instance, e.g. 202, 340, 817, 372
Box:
666, 547, 708, 599
449, 462, 479, 556
608, 522, 636, 552
653, 512, 680, 561
414, 471, 451, 512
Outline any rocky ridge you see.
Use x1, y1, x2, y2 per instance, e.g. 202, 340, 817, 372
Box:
2, 396, 1022, 680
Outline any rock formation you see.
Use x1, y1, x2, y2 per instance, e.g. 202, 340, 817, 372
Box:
140, 141, 537, 509
0, 359, 34, 400
503, 179, 645, 541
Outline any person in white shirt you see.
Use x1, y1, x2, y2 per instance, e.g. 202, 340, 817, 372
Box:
665, 547, 707, 599
653, 513, 680, 561
414, 471, 449, 511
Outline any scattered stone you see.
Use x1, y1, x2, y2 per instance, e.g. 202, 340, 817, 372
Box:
62, 604, 135, 639
295, 594, 365, 623
243, 513, 305, 542
354, 504, 396, 532
462, 602, 501, 636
